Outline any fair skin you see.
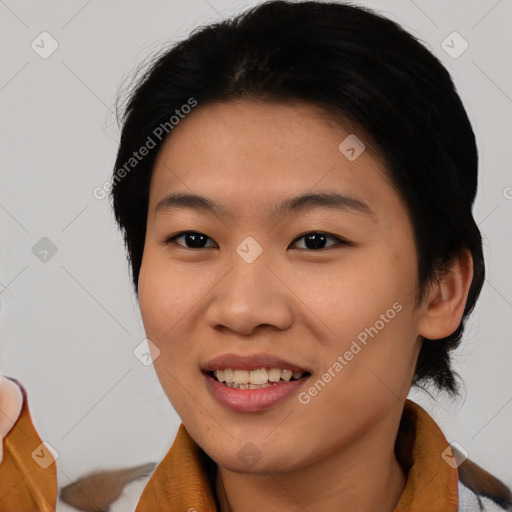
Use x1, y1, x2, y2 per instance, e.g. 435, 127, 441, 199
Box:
138, 99, 473, 511
0, 375, 23, 464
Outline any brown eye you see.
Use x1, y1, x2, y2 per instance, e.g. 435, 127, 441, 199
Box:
165, 231, 217, 249
164, 230, 348, 250
290, 232, 346, 250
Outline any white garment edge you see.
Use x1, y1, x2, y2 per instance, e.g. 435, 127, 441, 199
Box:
458, 479, 510, 512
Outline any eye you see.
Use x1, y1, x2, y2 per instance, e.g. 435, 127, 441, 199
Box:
165, 231, 217, 249
290, 231, 347, 250
164, 231, 347, 250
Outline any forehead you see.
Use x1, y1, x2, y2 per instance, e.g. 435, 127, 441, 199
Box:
148, 99, 398, 221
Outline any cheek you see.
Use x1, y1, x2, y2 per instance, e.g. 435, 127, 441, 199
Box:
294, 250, 419, 395
137, 253, 209, 398
138, 265, 167, 339
293, 255, 410, 341
138, 257, 201, 416
138, 254, 200, 339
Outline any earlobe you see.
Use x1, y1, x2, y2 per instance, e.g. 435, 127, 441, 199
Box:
417, 248, 474, 340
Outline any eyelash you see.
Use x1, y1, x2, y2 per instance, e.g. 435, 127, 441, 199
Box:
163, 231, 349, 250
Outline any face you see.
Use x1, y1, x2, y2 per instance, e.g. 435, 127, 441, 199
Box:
138, 99, 425, 473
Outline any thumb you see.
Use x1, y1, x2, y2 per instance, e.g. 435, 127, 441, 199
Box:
0, 375, 23, 439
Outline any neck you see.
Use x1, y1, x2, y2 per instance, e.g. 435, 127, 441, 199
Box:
215, 406, 407, 512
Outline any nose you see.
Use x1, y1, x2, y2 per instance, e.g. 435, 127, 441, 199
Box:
204, 255, 295, 337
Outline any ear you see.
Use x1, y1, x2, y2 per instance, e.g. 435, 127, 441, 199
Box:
417, 248, 474, 340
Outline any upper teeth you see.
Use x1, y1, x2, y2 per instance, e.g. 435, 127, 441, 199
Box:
214, 368, 304, 385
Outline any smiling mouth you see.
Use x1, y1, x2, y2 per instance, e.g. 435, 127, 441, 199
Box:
208, 368, 311, 389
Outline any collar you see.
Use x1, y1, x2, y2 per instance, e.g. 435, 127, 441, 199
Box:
135, 399, 458, 511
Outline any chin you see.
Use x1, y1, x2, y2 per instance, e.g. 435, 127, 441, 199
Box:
211, 450, 299, 474
203, 436, 306, 475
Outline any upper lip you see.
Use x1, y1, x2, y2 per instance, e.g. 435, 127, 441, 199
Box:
202, 353, 310, 373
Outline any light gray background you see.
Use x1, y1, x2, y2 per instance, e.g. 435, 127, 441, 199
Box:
1, 0, 511, 502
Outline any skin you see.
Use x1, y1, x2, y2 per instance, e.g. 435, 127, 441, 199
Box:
138, 99, 473, 511
0, 376, 23, 463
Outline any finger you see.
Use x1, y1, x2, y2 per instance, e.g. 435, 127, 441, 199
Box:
0, 375, 24, 439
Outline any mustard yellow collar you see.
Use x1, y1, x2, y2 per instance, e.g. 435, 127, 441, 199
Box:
135, 399, 458, 512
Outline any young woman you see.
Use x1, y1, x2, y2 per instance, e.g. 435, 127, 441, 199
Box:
1, 1, 510, 511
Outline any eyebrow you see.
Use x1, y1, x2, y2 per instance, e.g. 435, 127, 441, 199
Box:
155, 191, 376, 222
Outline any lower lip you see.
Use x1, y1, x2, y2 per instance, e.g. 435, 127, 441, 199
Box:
204, 372, 309, 412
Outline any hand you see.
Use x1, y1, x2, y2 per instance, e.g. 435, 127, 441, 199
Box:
0, 375, 23, 464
